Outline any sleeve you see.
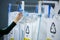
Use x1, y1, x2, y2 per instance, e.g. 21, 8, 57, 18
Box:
0, 21, 16, 35
0, 34, 3, 37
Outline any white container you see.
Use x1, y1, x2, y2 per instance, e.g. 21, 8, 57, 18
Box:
46, 13, 60, 40
20, 13, 40, 40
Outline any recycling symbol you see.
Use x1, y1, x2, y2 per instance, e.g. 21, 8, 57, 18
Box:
26, 26, 30, 34
50, 22, 56, 34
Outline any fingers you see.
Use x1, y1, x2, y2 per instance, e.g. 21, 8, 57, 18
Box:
13, 12, 23, 23
18, 12, 23, 18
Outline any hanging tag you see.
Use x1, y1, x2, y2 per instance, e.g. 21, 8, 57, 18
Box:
10, 37, 14, 40
46, 37, 52, 40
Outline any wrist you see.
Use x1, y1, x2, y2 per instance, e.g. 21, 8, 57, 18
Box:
13, 20, 17, 23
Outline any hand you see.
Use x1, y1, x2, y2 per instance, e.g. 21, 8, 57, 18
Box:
13, 12, 23, 23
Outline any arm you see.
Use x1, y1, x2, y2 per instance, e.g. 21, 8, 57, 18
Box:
0, 13, 22, 35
